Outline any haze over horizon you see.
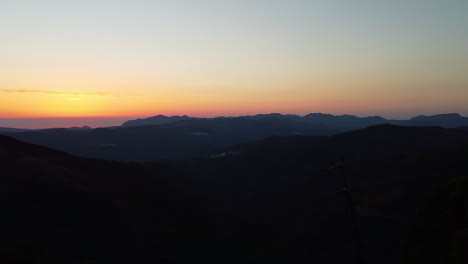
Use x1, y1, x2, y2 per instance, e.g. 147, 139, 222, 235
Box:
1, 111, 468, 130
1, 0, 467, 128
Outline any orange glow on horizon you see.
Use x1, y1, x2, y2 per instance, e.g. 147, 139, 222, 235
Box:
1, 70, 467, 119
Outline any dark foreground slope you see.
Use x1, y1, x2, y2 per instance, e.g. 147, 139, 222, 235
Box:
1, 125, 468, 263
403, 176, 468, 264
0, 136, 175, 263
168, 125, 468, 263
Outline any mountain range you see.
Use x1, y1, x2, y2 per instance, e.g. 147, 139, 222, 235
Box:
122, 112, 468, 128
1, 113, 468, 161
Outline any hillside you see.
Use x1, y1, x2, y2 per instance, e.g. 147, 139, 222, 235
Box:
1, 125, 468, 263
0, 117, 335, 161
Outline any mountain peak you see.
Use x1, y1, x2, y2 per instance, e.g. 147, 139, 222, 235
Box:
411, 113, 462, 120
304, 113, 336, 118
122, 115, 193, 127
406, 113, 467, 128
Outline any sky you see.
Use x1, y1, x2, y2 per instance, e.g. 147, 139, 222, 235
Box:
1, 0, 467, 128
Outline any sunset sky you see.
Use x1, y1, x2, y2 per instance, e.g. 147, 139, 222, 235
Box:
1, 0, 467, 128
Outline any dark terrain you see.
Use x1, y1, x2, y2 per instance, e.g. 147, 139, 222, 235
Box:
1, 124, 468, 263
2, 113, 468, 161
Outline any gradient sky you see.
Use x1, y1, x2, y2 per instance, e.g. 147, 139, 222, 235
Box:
1, 0, 467, 128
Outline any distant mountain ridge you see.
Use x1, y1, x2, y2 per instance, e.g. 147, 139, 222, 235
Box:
404, 113, 468, 127
122, 112, 468, 128
122, 115, 195, 126
2, 113, 468, 161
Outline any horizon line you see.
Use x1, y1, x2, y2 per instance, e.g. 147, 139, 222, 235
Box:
0, 112, 466, 120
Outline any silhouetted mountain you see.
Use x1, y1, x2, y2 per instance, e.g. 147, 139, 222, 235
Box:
1, 125, 468, 263
121, 113, 302, 127
122, 115, 195, 126
121, 112, 468, 130
292, 112, 468, 128
67, 125, 92, 130
402, 113, 468, 128
242, 113, 302, 120
303, 113, 388, 128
